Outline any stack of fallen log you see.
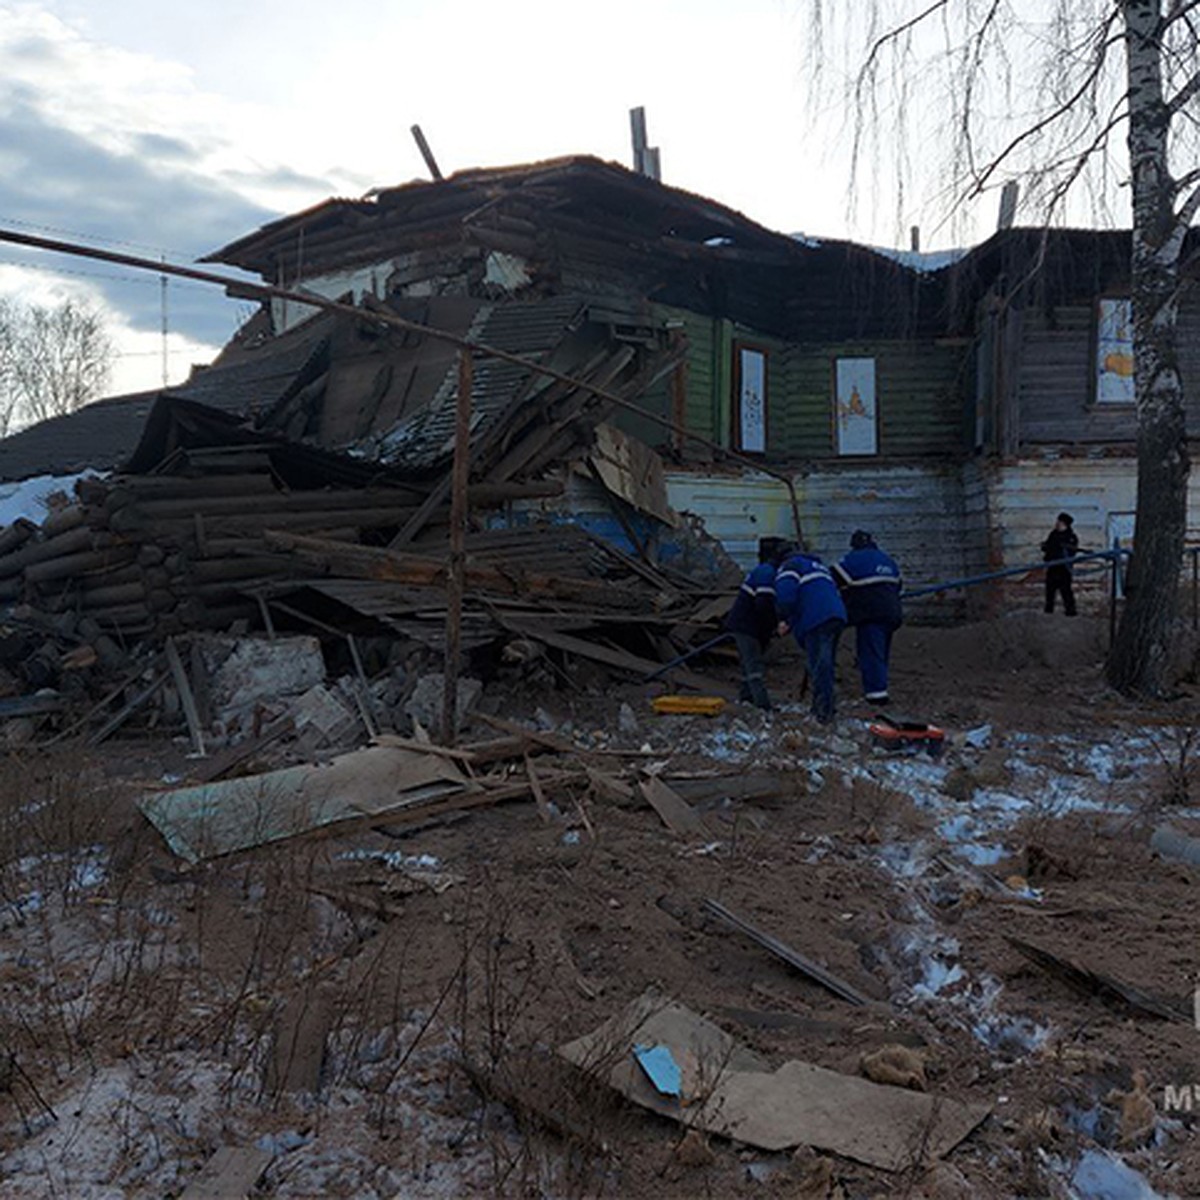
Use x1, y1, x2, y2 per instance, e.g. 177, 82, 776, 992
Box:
0, 465, 644, 638
0, 457, 735, 728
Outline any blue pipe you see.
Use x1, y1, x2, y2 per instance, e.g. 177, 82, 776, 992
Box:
902, 549, 1121, 601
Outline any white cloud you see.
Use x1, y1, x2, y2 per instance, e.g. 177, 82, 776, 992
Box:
0, 263, 220, 396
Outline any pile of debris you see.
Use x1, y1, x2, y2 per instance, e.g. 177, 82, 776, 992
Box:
0, 444, 737, 748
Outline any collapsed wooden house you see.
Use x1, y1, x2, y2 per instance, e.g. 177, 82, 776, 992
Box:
6, 154, 1200, 635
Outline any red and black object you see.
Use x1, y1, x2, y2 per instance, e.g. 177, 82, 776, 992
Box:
868, 714, 946, 757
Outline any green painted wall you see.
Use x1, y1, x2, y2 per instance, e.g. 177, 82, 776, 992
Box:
615, 307, 966, 461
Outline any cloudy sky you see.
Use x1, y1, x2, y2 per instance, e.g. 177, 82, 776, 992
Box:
0, 0, 1113, 397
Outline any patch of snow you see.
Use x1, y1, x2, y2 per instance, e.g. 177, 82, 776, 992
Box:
964, 724, 992, 749
896, 930, 965, 999
1068, 1148, 1165, 1200
868, 246, 968, 273
341, 849, 442, 871
0, 471, 100, 528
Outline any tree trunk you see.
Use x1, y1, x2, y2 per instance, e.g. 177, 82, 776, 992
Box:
1107, 0, 1190, 696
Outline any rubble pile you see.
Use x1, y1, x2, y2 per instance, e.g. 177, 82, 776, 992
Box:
0, 443, 736, 748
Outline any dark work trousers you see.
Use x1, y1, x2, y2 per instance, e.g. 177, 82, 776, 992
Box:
797, 617, 845, 724
856, 622, 893, 700
1045, 565, 1076, 615
732, 632, 770, 709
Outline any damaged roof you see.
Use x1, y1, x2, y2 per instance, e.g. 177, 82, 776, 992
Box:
0, 311, 334, 483
204, 155, 805, 274
0, 390, 162, 482
203, 155, 940, 342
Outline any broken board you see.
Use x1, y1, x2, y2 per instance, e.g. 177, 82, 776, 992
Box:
141, 744, 468, 863
640, 775, 703, 836
560, 991, 989, 1171
180, 1145, 273, 1199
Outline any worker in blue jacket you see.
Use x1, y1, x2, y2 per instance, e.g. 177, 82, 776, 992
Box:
774, 547, 848, 723
832, 530, 903, 705
724, 537, 791, 710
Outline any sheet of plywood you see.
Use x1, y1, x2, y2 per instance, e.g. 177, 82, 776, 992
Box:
141, 744, 467, 863
639, 776, 703, 836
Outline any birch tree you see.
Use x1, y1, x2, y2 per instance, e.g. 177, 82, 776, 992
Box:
805, 1, 1200, 696
0, 298, 112, 433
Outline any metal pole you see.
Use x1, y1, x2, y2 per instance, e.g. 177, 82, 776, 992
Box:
641, 632, 733, 682
1109, 537, 1120, 651
0, 226, 807, 546
1192, 547, 1198, 632
441, 350, 472, 745
900, 549, 1117, 601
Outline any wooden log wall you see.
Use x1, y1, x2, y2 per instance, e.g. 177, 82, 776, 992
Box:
0, 471, 583, 641
0, 472, 427, 636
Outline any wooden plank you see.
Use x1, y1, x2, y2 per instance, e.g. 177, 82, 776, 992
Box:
267, 989, 332, 1095
165, 637, 207, 757
525, 753, 553, 823
442, 350, 472, 745
1006, 936, 1187, 1022
702, 898, 874, 1007
189, 716, 293, 785
639, 775, 703, 836
265, 531, 650, 610
180, 1145, 273, 1200
497, 620, 736, 697
86, 670, 169, 746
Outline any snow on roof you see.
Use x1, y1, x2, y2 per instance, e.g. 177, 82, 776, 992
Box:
868, 246, 969, 273
788, 232, 967, 272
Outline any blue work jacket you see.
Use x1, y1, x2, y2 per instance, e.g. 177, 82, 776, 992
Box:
774, 553, 847, 642
724, 562, 778, 646
833, 546, 903, 629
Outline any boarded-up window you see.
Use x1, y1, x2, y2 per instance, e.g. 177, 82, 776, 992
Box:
733, 345, 767, 453
1096, 298, 1134, 404
835, 358, 878, 456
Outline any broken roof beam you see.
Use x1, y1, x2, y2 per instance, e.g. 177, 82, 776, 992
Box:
263, 530, 653, 609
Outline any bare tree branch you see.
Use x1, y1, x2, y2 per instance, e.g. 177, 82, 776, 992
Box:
0, 299, 112, 430
965, 18, 1123, 198
859, 0, 950, 77
1175, 178, 1200, 230
1167, 69, 1200, 113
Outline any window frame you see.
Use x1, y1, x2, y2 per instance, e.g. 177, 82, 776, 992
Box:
732, 341, 769, 454
832, 355, 879, 457
1093, 296, 1135, 406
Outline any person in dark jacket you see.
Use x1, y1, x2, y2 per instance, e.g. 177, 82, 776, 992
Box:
774, 548, 848, 723
1042, 512, 1079, 616
833, 530, 903, 704
724, 537, 790, 710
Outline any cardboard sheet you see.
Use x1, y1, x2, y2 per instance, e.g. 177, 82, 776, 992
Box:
141, 744, 468, 862
560, 991, 990, 1171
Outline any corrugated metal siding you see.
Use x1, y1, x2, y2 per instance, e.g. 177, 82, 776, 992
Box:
1018, 294, 1200, 444
666, 464, 968, 619
983, 457, 1200, 610
370, 296, 585, 467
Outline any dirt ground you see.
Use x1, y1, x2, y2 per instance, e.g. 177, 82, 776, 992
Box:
2, 610, 1200, 1198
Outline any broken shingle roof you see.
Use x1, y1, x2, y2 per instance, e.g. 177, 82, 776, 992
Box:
0, 391, 161, 482
354, 296, 589, 471
0, 310, 334, 483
